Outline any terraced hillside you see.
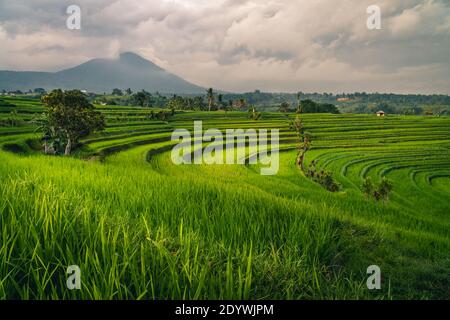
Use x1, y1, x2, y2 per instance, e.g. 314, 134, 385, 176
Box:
0, 96, 449, 299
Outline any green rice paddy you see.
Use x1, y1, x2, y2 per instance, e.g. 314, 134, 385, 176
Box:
0, 96, 449, 299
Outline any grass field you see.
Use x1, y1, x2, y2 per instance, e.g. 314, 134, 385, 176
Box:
0, 96, 449, 299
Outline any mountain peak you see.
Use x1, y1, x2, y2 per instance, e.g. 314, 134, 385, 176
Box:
0, 51, 204, 94
119, 52, 143, 60
118, 52, 161, 70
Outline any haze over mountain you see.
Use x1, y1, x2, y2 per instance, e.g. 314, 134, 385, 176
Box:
0, 52, 205, 94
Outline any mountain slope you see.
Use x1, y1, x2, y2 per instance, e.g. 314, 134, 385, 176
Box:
0, 52, 204, 94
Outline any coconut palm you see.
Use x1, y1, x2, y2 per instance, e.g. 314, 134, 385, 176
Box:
206, 88, 214, 111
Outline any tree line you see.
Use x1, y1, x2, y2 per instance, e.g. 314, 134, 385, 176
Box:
10, 87, 449, 115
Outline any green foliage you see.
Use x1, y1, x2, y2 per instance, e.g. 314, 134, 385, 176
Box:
192, 96, 206, 111
166, 96, 186, 110
278, 101, 291, 113
33, 88, 46, 95
378, 177, 394, 201
291, 115, 310, 169
0, 97, 449, 299
0, 110, 25, 127
111, 88, 123, 96
277, 100, 339, 114
305, 160, 340, 192
362, 177, 374, 198
362, 177, 394, 202
132, 90, 152, 107
300, 99, 340, 114
33, 112, 66, 155
157, 110, 174, 121
41, 90, 105, 155
247, 107, 261, 120
290, 115, 304, 140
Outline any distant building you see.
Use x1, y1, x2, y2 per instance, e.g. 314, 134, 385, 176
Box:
337, 98, 350, 102
376, 111, 386, 117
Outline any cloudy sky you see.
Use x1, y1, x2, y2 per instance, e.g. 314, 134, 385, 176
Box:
0, 0, 449, 93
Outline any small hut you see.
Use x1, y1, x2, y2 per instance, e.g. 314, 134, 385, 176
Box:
376, 110, 386, 117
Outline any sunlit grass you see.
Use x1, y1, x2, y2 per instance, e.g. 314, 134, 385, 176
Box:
0, 98, 449, 299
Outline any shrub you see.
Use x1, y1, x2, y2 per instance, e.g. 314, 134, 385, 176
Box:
362, 177, 393, 202
378, 177, 393, 201
305, 160, 340, 192
362, 177, 374, 198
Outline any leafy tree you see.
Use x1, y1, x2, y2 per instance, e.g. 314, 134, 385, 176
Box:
237, 98, 247, 110
299, 99, 316, 113
166, 95, 185, 110
193, 96, 206, 111
33, 88, 46, 95
41, 90, 105, 155
133, 90, 152, 107
153, 92, 168, 108
298, 100, 340, 114
278, 101, 291, 113
320, 103, 340, 114
112, 88, 123, 96
184, 97, 193, 110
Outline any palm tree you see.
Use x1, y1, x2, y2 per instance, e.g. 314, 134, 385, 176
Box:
226, 100, 233, 113
206, 88, 214, 111
296, 92, 303, 114
33, 113, 59, 154
218, 94, 223, 110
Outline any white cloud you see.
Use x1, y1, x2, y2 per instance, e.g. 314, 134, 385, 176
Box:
0, 0, 449, 93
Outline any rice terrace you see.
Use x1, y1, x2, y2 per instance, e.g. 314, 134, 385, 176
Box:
1, 0, 450, 306
0, 93, 449, 300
